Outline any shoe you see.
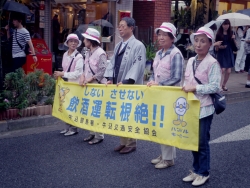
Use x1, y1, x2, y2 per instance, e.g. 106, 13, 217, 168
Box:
245, 84, 250, 88
222, 86, 228, 91
119, 146, 136, 154
64, 130, 78, 136
83, 134, 95, 142
60, 129, 68, 134
183, 170, 198, 182
240, 70, 245, 73
192, 175, 210, 186
235, 71, 239, 73
88, 138, 103, 145
155, 160, 174, 169
114, 145, 125, 152
151, 155, 162, 164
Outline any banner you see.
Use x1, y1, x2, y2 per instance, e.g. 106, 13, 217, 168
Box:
53, 78, 200, 151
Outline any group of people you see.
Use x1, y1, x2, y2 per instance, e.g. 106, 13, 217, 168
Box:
210, 19, 250, 90
52, 16, 230, 187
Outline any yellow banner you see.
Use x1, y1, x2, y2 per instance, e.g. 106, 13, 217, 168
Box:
53, 78, 200, 151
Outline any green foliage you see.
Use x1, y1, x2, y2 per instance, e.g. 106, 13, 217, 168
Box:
143, 41, 158, 61
194, 0, 207, 29
2, 69, 56, 109
174, 6, 191, 28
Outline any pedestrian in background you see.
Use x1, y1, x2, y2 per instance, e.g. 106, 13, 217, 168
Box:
104, 17, 146, 154
235, 26, 248, 73
79, 28, 107, 145
5, 12, 37, 72
54, 34, 83, 136
215, 19, 237, 91
182, 27, 221, 186
147, 22, 184, 169
244, 26, 250, 88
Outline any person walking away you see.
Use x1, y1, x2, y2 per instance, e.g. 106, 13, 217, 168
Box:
182, 27, 221, 186
54, 34, 84, 136
244, 26, 250, 88
215, 19, 237, 91
104, 17, 146, 154
235, 26, 248, 73
5, 12, 37, 72
147, 22, 184, 169
79, 28, 108, 145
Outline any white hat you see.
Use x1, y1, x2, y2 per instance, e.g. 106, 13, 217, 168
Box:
82, 28, 100, 43
155, 22, 177, 42
64, 33, 82, 47
190, 27, 215, 45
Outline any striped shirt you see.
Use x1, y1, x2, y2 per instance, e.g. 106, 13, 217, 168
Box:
150, 45, 183, 86
12, 28, 31, 58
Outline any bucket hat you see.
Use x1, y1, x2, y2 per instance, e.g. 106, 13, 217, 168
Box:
82, 28, 100, 43
190, 27, 215, 45
64, 33, 82, 47
155, 22, 177, 42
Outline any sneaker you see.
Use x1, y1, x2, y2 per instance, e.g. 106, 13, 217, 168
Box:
155, 159, 174, 169
192, 175, 210, 186
151, 155, 162, 164
245, 84, 250, 88
183, 170, 198, 182
64, 130, 78, 136
60, 129, 68, 134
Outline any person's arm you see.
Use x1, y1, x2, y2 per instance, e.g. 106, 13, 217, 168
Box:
93, 54, 108, 82
5, 25, 10, 39
124, 43, 146, 82
27, 40, 37, 62
196, 63, 221, 95
158, 53, 183, 86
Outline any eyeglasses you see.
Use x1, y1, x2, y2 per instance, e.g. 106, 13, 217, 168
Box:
117, 25, 127, 29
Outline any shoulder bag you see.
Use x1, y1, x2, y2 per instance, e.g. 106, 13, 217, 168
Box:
15, 29, 30, 55
192, 60, 226, 115
62, 52, 79, 81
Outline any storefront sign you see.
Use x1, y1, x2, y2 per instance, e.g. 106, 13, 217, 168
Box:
52, 78, 200, 151
118, 10, 131, 23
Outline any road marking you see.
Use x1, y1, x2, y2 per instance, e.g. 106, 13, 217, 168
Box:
210, 124, 250, 144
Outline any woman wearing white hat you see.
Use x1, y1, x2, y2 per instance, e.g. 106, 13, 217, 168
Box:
79, 28, 108, 144
147, 22, 184, 169
182, 27, 221, 186
54, 33, 84, 136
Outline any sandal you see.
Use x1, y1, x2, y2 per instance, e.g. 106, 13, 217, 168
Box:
222, 86, 228, 91
83, 134, 95, 142
88, 138, 104, 145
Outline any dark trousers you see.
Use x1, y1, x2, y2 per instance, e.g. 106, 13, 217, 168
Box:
12, 57, 26, 72
192, 114, 214, 176
245, 54, 250, 72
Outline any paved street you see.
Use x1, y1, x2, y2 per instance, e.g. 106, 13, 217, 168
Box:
1, 100, 250, 188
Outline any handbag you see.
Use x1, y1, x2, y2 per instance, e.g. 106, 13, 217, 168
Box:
62, 52, 79, 81
192, 60, 226, 115
15, 29, 30, 55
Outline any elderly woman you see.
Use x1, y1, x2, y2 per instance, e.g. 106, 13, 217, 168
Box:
182, 27, 221, 186
79, 28, 108, 145
54, 33, 84, 136
147, 22, 184, 169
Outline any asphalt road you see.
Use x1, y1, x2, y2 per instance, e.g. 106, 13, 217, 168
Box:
1, 100, 250, 188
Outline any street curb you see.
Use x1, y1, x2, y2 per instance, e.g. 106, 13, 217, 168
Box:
224, 91, 250, 101
0, 115, 63, 133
